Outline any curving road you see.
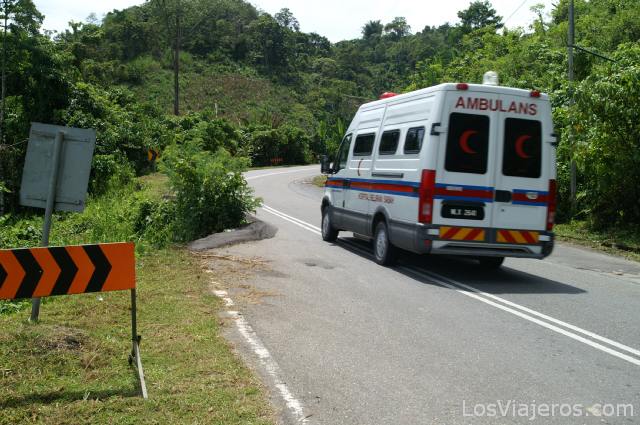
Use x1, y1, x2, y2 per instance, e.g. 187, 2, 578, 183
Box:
218, 165, 640, 424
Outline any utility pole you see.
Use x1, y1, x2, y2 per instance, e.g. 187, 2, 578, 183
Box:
173, 6, 180, 116
568, 0, 576, 211
0, 0, 8, 216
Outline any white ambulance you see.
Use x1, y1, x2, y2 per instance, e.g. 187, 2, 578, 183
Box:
320, 75, 557, 268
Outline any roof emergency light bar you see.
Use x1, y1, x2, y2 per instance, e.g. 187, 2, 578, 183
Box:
483, 71, 499, 86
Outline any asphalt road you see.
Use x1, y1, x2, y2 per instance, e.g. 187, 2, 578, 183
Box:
217, 165, 640, 425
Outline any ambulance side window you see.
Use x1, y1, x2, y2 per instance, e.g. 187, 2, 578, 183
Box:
353, 133, 375, 156
404, 127, 425, 154
445, 113, 489, 174
379, 130, 400, 155
336, 134, 352, 172
503, 118, 542, 178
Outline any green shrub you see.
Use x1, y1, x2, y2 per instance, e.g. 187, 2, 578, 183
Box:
566, 43, 640, 228
181, 115, 242, 155
90, 153, 136, 195
131, 197, 177, 247
246, 124, 313, 166
161, 141, 260, 242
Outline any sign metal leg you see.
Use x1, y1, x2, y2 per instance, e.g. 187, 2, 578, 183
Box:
31, 131, 65, 323
130, 288, 148, 399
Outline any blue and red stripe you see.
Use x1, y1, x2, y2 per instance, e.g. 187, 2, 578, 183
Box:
434, 183, 494, 203
512, 189, 549, 206
326, 178, 549, 207
326, 177, 418, 197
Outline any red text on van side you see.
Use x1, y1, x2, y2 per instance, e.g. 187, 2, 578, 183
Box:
455, 97, 537, 116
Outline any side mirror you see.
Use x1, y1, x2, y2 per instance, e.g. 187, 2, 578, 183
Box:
320, 154, 332, 174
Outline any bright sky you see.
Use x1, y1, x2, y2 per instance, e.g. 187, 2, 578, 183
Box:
35, 0, 557, 42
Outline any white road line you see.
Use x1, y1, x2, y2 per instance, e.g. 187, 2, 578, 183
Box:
213, 290, 309, 424
245, 167, 317, 181
415, 268, 640, 358
340, 238, 640, 367
397, 266, 640, 367
261, 207, 640, 367
262, 205, 321, 235
263, 205, 321, 231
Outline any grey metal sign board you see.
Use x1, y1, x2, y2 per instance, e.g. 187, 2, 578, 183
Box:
20, 123, 96, 212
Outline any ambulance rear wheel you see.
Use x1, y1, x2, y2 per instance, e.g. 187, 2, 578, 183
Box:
478, 256, 504, 269
373, 221, 396, 266
321, 206, 338, 242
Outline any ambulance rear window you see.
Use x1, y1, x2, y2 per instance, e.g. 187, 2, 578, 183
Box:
503, 118, 542, 178
353, 133, 375, 156
445, 113, 489, 174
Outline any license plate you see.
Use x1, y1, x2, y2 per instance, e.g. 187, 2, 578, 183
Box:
441, 204, 484, 220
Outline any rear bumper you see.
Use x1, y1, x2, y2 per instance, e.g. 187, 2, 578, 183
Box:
411, 224, 554, 259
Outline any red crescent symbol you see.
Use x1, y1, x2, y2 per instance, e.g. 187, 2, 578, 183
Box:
357, 158, 363, 176
515, 135, 532, 159
459, 130, 478, 154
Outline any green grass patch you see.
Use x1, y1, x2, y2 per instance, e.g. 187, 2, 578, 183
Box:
311, 175, 327, 188
0, 247, 274, 424
555, 221, 640, 262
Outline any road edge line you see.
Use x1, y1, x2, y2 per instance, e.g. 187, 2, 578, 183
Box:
213, 290, 310, 424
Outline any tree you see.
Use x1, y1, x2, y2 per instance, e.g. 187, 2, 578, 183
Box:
0, 0, 13, 215
0, 0, 68, 215
530, 3, 547, 35
362, 20, 383, 40
384, 17, 411, 39
248, 14, 289, 76
150, 0, 188, 115
274, 8, 299, 31
566, 43, 640, 227
457, 1, 503, 30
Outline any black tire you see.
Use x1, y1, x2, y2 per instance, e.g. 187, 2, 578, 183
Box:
478, 256, 505, 269
373, 221, 396, 266
321, 206, 339, 242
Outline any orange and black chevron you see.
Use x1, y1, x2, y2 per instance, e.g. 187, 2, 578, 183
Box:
496, 229, 539, 244
0, 242, 135, 300
439, 226, 486, 242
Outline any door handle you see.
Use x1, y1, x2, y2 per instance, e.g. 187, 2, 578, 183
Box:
494, 190, 512, 203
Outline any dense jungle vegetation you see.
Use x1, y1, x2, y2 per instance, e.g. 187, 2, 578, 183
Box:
0, 0, 639, 248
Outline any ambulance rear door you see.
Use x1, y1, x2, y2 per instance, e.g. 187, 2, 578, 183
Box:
491, 94, 550, 237
433, 91, 498, 237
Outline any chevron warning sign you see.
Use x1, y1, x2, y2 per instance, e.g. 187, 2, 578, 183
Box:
147, 148, 159, 162
496, 229, 540, 244
439, 226, 486, 242
0, 242, 135, 300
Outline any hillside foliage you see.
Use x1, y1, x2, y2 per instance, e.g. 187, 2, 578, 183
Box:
0, 0, 639, 231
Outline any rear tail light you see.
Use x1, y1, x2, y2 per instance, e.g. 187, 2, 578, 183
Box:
456, 83, 469, 90
530, 90, 541, 98
418, 169, 436, 224
546, 179, 557, 231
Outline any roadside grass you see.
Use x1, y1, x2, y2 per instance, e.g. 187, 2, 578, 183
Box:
0, 172, 275, 423
137, 173, 170, 199
555, 221, 640, 262
0, 247, 274, 424
0, 173, 171, 314
311, 175, 327, 188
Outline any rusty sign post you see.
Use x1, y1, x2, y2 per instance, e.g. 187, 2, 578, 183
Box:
30, 130, 63, 321
20, 123, 96, 321
0, 242, 147, 398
